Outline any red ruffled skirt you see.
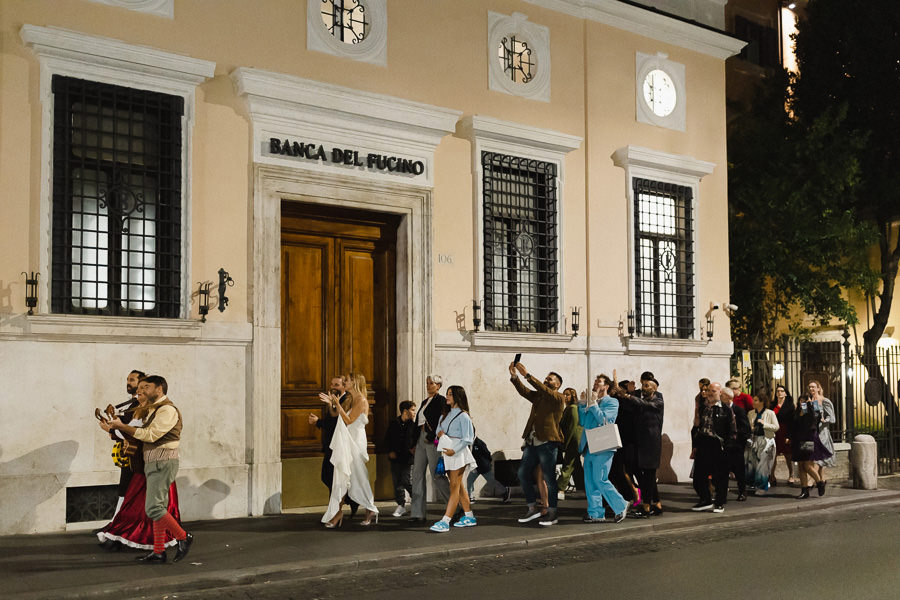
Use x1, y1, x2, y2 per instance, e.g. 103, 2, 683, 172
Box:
97, 473, 181, 550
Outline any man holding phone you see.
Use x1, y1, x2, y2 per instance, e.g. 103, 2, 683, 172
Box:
509, 359, 566, 526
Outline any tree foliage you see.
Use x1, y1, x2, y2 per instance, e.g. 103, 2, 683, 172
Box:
728, 69, 877, 347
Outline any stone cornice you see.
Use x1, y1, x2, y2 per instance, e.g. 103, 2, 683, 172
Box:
612, 145, 715, 179
523, 0, 746, 60
460, 115, 583, 155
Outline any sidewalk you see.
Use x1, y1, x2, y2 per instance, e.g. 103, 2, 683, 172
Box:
2, 482, 898, 600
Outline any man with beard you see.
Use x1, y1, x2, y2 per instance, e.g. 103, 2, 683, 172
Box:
106, 375, 192, 563
509, 362, 566, 527
309, 375, 359, 517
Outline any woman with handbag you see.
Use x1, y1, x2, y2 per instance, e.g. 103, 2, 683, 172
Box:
746, 394, 779, 494
770, 384, 795, 485
579, 374, 629, 523
430, 385, 477, 532
812, 381, 836, 495
792, 381, 826, 499
556, 387, 585, 493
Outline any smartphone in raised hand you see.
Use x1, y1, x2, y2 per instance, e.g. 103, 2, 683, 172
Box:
513, 353, 522, 366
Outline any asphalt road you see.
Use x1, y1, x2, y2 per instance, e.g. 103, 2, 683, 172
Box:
171, 502, 900, 600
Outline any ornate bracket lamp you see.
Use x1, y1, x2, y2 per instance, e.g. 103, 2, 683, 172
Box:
472, 299, 481, 333
22, 271, 39, 315
626, 309, 635, 338
706, 313, 715, 341
217, 268, 234, 313
571, 306, 580, 336
197, 281, 213, 322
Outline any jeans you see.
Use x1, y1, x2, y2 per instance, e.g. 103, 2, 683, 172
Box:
467, 467, 506, 498
390, 460, 412, 506
584, 450, 628, 517
518, 442, 559, 508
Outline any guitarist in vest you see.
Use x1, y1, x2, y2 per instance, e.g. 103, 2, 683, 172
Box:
106, 375, 193, 563
112, 370, 145, 515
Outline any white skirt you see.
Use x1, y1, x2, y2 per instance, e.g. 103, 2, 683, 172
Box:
443, 445, 476, 472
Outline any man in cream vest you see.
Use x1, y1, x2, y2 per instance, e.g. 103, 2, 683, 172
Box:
107, 375, 193, 563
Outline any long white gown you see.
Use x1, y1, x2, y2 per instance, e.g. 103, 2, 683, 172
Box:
321, 412, 378, 523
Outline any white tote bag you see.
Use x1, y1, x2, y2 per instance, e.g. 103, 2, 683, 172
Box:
585, 421, 622, 454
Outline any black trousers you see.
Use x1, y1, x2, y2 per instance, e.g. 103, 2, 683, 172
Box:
693, 438, 728, 505
636, 468, 660, 504
390, 460, 413, 506
609, 450, 637, 503
321, 449, 359, 514
117, 466, 134, 497
726, 445, 746, 494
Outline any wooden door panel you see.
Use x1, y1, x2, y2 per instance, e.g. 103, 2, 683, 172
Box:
281, 408, 320, 454
281, 236, 333, 395
342, 247, 376, 381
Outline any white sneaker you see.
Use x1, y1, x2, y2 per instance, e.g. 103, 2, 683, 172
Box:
392, 504, 407, 517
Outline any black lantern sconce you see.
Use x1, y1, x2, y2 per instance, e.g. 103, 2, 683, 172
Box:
706, 313, 715, 341
22, 271, 39, 315
472, 299, 481, 333
197, 281, 213, 322
626, 309, 635, 338
217, 268, 234, 313
571, 306, 580, 336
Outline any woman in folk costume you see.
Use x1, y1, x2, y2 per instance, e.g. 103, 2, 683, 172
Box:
97, 397, 182, 551
746, 394, 779, 494
321, 373, 379, 528
579, 374, 629, 523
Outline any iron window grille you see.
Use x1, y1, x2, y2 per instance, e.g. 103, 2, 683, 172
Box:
633, 178, 695, 338
498, 35, 534, 83
321, 0, 369, 44
51, 75, 183, 318
482, 151, 558, 333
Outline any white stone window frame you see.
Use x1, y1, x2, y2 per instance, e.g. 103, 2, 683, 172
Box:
487, 11, 551, 103
20, 25, 215, 322
462, 116, 582, 350
636, 51, 686, 132
612, 145, 715, 354
83, 0, 174, 19
307, 0, 388, 67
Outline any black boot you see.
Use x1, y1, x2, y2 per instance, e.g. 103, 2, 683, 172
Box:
173, 532, 193, 563
817, 481, 826, 496
795, 487, 811, 499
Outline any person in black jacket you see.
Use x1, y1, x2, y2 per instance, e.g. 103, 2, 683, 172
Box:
308, 374, 358, 517
386, 401, 418, 517
721, 386, 750, 501
691, 382, 735, 513
409, 375, 451, 522
613, 371, 664, 517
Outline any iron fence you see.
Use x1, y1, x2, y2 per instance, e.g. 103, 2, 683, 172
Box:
732, 337, 900, 475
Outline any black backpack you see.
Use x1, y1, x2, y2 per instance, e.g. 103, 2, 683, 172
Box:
472, 436, 493, 474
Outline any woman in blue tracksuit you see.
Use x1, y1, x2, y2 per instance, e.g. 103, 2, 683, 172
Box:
579, 374, 629, 523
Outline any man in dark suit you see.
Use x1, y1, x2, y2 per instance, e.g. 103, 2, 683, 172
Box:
408, 375, 450, 523
308, 374, 358, 517
691, 381, 735, 513
721, 386, 750, 501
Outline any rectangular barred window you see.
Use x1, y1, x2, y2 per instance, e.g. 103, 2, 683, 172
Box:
633, 178, 694, 338
482, 152, 558, 333
51, 76, 183, 317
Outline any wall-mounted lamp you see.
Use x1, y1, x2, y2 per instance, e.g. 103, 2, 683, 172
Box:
706, 313, 715, 341
218, 268, 234, 313
22, 271, 39, 315
571, 306, 580, 336
626, 309, 635, 338
472, 299, 481, 333
197, 281, 213, 322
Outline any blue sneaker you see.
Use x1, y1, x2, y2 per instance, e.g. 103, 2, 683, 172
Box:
429, 520, 450, 533
453, 515, 477, 528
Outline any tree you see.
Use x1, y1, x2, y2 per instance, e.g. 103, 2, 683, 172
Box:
792, 0, 900, 419
728, 69, 877, 350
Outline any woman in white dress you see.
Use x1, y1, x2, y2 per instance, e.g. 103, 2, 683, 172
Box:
320, 373, 379, 528
430, 385, 477, 532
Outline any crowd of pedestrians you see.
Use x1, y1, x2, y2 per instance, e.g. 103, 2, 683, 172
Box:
313, 368, 838, 532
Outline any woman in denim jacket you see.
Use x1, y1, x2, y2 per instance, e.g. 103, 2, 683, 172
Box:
430, 385, 477, 532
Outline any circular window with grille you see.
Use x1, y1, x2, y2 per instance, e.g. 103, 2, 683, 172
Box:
498, 35, 535, 84
320, 0, 369, 45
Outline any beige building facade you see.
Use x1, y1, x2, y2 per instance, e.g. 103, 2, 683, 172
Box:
0, 0, 742, 535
